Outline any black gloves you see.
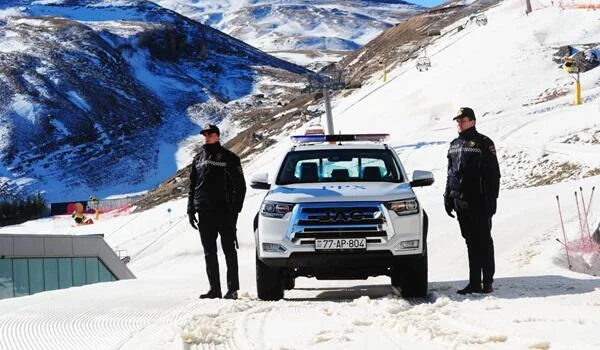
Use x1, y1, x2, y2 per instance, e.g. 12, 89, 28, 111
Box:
487, 199, 497, 215
444, 196, 455, 218
188, 211, 198, 230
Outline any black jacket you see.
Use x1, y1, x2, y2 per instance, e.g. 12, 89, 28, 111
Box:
187, 142, 246, 214
445, 127, 500, 204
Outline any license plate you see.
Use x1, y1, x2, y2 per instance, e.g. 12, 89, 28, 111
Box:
315, 238, 366, 250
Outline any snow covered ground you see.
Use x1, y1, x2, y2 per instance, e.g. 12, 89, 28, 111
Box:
2, 1, 600, 349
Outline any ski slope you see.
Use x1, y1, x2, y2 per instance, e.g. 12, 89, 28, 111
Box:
2, 1, 600, 349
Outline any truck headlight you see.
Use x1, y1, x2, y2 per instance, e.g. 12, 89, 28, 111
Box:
261, 201, 294, 218
386, 199, 419, 215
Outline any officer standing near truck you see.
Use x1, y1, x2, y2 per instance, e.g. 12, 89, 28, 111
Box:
187, 123, 246, 300
444, 107, 501, 295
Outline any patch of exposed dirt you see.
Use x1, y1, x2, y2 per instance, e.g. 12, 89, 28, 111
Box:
134, 168, 191, 212
561, 128, 600, 145
527, 160, 581, 187
501, 151, 599, 190
585, 168, 600, 177
523, 87, 570, 106
134, 92, 324, 212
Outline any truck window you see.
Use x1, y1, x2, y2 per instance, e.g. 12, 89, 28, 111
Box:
276, 149, 403, 184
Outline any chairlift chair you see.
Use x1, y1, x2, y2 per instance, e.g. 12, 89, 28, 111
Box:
304, 123, 325, 135
475, 14, 488, 26
416, 56, 431, 72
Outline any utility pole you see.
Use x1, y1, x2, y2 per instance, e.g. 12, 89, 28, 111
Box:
323, 88, 334, 135
379, 57, 387, 83
575, 70, 582, 105
303, 69, 346, 135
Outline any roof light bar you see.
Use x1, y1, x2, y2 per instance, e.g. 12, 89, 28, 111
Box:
291, 133, 390, 143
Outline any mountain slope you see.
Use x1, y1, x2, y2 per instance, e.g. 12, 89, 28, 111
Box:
0, 0, 313, 201
327, 0, 501, 84
133, 0, 503, 209
154, 0, 424, 54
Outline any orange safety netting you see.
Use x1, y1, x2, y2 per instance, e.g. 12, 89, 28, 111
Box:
525, 0, 600, 11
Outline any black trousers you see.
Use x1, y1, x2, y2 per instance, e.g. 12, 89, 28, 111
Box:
197, 211, 239, 292
455, 199, 495, 285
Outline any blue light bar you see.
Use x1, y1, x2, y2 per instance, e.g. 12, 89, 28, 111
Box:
291, 134, 327, 143
291, 134, 389, 143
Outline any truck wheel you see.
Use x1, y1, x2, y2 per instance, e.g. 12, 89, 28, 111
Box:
256, 254, 284, 301
283, 276, 295, 290
391, 247, 428, 298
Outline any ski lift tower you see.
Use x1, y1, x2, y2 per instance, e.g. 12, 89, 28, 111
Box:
303, 69, 346, 135
378, 53, 389, 82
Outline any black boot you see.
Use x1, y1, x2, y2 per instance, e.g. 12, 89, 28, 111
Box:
223, 290, 238, 300
199, 290, 222, 299
457, 283, 482, 295
482, 282, 493, 294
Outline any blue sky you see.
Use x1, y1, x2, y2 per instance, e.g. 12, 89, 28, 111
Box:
411, 0, 446, 7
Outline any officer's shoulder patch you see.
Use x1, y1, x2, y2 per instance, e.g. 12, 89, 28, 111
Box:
489, 143, 496, 155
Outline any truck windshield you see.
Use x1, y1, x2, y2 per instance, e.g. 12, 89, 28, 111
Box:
276, 149, 404, 184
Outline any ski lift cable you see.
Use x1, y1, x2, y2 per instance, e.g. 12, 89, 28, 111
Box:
106, 210, 144, 239
130, 215, 187, 261
338, 16, 479, 117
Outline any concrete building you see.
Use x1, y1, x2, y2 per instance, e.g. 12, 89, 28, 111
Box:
0, 233, 135, 299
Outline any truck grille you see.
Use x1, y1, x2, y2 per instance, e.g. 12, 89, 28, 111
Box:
288, 202, 389, 242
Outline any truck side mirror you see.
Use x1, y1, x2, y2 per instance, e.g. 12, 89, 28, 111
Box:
410, 170, 434, 187
250, 172, 271, 190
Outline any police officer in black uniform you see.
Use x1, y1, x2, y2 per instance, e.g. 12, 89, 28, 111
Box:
444, 107, 500, 295
188, 124, 246, 300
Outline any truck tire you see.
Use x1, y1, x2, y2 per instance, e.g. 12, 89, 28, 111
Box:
283, 276, 295, 290
391, 247, 428, 298
256, 254, 284, 301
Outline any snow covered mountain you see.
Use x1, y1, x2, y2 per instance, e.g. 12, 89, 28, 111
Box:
2, 2, 600, 349
2, 1, 600, 349
0, 0, 313, 201
153, 0, 424, 66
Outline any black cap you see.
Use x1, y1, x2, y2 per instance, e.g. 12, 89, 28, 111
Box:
453, 107, 476, 121
200, 123, 220, 135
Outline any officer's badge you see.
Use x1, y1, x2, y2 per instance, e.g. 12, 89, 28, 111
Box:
468, 140, 476, 147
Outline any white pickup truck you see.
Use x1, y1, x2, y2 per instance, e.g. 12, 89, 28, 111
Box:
250, 133, 434, 300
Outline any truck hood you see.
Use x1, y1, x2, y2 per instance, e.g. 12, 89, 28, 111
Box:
265, 182, 416, 203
